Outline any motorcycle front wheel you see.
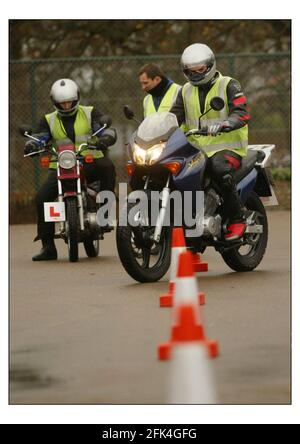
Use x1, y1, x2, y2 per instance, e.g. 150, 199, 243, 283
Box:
221, 191, 268, 272
116, 202, 171, 283
66, 197, 79, 262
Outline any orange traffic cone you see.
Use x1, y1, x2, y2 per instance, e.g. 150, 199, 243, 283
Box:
168, 343, 217, 404
192, 252, 208, 273
158, 251, 219, 361
160, 228, 205, 307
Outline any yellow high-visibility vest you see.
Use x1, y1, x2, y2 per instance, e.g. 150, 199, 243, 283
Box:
143, 83, 181, 117
45, 105, 103, 168
182, 73, 248, 158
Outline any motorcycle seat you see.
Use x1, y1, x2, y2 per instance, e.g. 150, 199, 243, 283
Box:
234, 150, 265, 183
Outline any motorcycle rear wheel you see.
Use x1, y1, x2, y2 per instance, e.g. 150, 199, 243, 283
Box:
221, 191, 268, 272
116, 202, 171, 283
66, 198, 79, 262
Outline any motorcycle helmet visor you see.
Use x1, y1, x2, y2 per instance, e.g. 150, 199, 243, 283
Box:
55, 100, 78, 114
183, 64, 213, 83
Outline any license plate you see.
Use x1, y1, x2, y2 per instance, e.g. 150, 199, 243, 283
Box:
44, 202, 66, 222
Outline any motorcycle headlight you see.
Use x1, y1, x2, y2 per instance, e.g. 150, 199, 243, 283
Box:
132, 144, 147, 165
132, 142, 165, 166
58, 150, 77, 169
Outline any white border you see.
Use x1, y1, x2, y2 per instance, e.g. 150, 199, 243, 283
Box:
2, 0, 299, 425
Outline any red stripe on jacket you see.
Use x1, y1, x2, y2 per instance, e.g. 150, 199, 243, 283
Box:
233, 95, 247, 106
239, 114, 251, 121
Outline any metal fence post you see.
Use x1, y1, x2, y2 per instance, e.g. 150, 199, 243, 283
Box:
29, 63, 40, 191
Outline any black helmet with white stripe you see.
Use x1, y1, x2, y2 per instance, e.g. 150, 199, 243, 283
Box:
181, 43, 216, 86
50, 79, 80, 116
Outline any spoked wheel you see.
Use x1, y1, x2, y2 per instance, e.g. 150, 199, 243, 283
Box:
221, 191, 268, 272
66, 198, 79, 262
116, 202, 171, 282
83, 237, 100, 258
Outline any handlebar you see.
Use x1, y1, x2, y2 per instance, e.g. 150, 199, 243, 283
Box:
185, 126, 231, 138
23, 142, 102, 159
185, 129, 210, 137
24, 148, 47, 158
23, 120, 110, 158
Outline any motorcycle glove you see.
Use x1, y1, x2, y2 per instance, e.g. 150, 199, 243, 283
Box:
90, 129, 117, 150
87, 135, 108, 150
220, 120, 234, 132
95, 135, 113, 150
24, 140, 41, 155
206, 120, 234, 136
206, 123, 223, 137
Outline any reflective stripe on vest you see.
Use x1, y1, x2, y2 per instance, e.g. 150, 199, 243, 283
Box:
182, 73, 248, 157
143, 83, 181, 116
45, 105, 103, 168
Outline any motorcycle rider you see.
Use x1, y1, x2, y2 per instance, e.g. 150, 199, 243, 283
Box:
24, 78, 117, 261
139, 63, 181, 117
170, 43, 250, 241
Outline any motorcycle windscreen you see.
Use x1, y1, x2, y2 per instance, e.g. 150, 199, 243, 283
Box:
136, 112, 178, 148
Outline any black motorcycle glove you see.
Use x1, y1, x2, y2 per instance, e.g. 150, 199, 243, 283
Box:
87, 135, 109, 150
100, 128, 117, 147
95, 135, 111, 150
88, 129, 117, 150
24, 140, 40, 155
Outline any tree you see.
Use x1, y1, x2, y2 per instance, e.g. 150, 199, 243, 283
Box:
10, 20, 290, 60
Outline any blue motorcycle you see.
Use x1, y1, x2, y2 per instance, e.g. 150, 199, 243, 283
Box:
117, 98, 277, 283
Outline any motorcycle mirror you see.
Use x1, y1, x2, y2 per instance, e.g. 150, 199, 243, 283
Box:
99, 115, 112, 128
19, 125, 32, 136
210, 96, 225, 111
123, 105, 135, 120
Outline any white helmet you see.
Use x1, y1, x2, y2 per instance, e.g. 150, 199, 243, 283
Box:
181, 43, 216, 86
50, 78, 80, 116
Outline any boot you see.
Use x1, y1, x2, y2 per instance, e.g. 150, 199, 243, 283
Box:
32, 240, 57, 261
223, 188, 246, 241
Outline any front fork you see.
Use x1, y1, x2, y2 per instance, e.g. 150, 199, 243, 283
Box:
152, 174, 171, 243
57, 163, 85, 232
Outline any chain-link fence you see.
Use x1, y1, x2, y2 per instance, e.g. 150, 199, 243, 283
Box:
9, 53, 291, 223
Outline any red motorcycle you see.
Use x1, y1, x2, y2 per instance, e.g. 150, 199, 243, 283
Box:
21, 116, 112, 262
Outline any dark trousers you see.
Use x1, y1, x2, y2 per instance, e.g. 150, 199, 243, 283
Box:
209, 150, 244, 222
35, 157, 116, 242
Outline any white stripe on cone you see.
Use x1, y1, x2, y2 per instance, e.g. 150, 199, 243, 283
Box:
169, 246, 186, 284
173, 276, 201, 306
168, 343, 217, 404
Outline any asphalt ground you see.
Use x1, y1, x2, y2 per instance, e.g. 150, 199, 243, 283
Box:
9, 210, 290, 404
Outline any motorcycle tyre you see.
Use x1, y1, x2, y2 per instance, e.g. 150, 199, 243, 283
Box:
116, 203, 171, 283
221, 191, 268, 272
66, 198, 79, 262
